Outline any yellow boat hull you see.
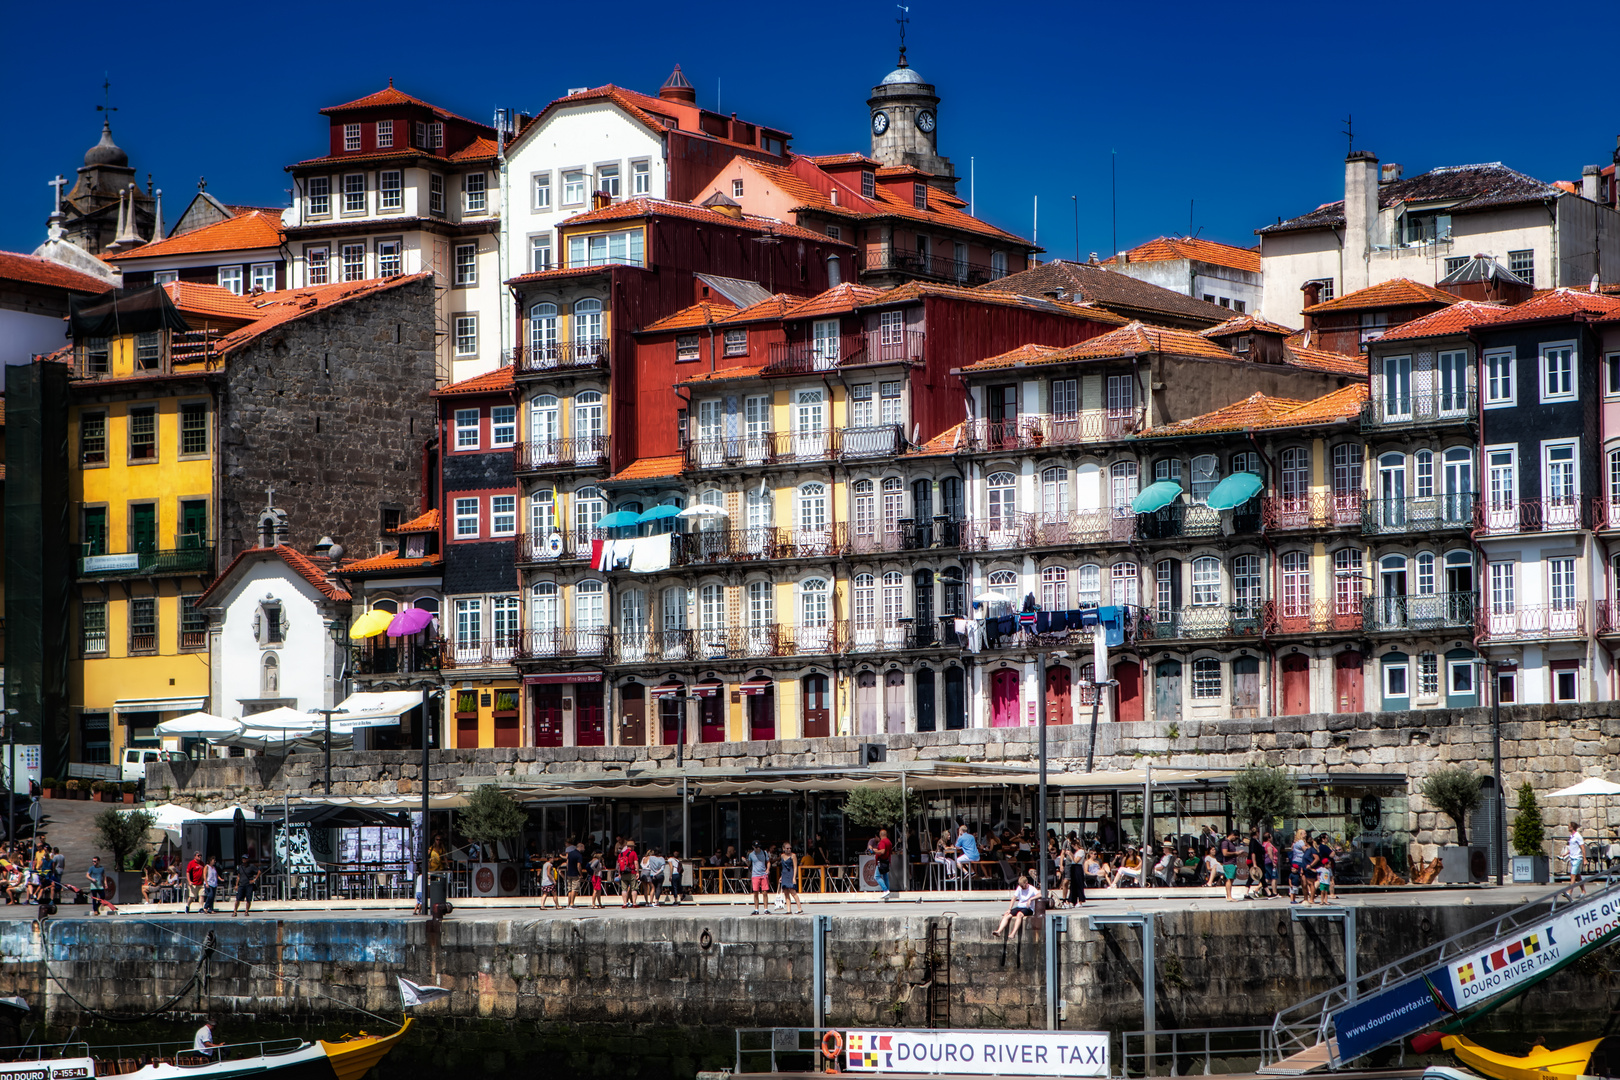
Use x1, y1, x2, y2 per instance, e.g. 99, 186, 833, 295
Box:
320, 1017, 412, 1080
1440, 1034, 1603, 1080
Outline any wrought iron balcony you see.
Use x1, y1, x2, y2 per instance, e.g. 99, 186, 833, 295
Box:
78, 543, 214, 579
966, 512, 1034, 551
1361, 494, 1477, 535
1362, 592, 1476, 632
443, 633, 523, 669
839, 424, 904, 459
1262, 599, 1364, 635
515, 527, 595, 565
354, 639, 444, 675
762, 336, 866, 376
1135, 503, 1229, 542
1596, 600, 1620, 634
1476, 497, 1591, 535
1475, 603, 1587, 641
863, 329, 926, 365
1139, 605, 1262, 641
665, 624, 839, 661
682, 430, 835, 469
1361, 389, 1476, 428
513, 436, 610, 473
860, 249, 1008, 285
512, 628, 612, 661
672, 526, 841, 564
1262, 492, 1363, 531
964, 410, 1144, 451
508, 338, 610, 375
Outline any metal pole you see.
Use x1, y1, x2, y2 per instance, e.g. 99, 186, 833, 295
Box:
1142, 761, 1152, 885
1085, 684, 1101, 774
1345, 911, 1358, 1003
1490, 660, 1504, 885
1038, 651, 1049, 902
812, 913, 831, 1031
314, 708, 346, 794
1044, 913, 1067, 1029
420, 685, 431, 907
6, 713, 14, 846
1142, 914, 1157, 1075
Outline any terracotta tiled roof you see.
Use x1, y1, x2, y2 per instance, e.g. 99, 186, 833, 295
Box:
1303, 278, 1458, 314
504, 265, 622, 288
964, 321, 1236, 372
290, 144, 498, 169
640, 301, 739, 333
1377, 300, 1513, 341
864, 280, 1130, 324
805, 153, 881, 167
433, 365, 516, 396
1200, 313, 1298, 338
980, 261, 1237, 325
227, 204, 283, 217
320, 85, 494, 133
1260, 162, 1561, 235
609, 455, 685, 482
0, 250, 113, 294
558, 197, 848, 247
105, 211, 283, 262
395, 509, 439, 534
215, 273, 433, 354
677, 365, 767, 384
448, 137, 499, 163
520, 85, 786, 157
876, 165, 930, 179
973, 344, 1065, 368
910, 421, 967, 456
1259, 384, 1368, 428
1282, 343, 1367, 377
198, 545, 351, 606
1485, 287, 1620, 326
163, 281, 265, 321
336, 549, 443, 574
1142, 393, 1310, 437
1110, 237, 1261, 274
783, 283, 882, 320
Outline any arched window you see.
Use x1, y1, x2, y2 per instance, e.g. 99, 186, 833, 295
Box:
799, 578, 829, 626
572, 297, 603, 347
797, 482, 827, 531
1110, 461, 1139, 507
573, 486, 605, 532
1076, 564, 1101, 608
1445, 447, 1475, 525
698, 583, 723, 631
882, 571, 905, 640
1191, 455, 1219, 505
852, 479, 875, 540
1041, 466, 1069, 519
882, 476, 905, 536
745, 484, 773, 530
619, 587, 647, 633
1281, 551, 1310, 619
1040, 565, 1068, 609
530, 487, 556, 535
1191, 556, 1221, 606
1610, 449, 1620, 510
575, 579, 605, 629
988, 471, 1017, 526
1444, 550, 1475, 597
531, 581, 559, 630
1333, 444, 1363, 497
1111, 561, 1138, 605
573, 389, 603, 440
853, 573, 876, 636
371, 598, 399, 614
530, 394, 559, 445
746, 580, 773, 627
1415, 449, 1434, 498
529, 302, 558, 359
987, 569, 1019, 601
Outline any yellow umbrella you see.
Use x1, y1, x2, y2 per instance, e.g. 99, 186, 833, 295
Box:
348, 608, 395, 639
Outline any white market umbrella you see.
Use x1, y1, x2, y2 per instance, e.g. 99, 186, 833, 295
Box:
676, 504, 727, 518
156, 712, 244, 739
1546, 778, 1620, 798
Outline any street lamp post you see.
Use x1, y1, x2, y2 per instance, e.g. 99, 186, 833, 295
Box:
1037, 651, 1049, 902
1487, 659, 1505, 886
314, 708, 348, 794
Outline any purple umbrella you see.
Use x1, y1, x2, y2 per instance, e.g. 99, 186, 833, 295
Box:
387, 607, 436, 637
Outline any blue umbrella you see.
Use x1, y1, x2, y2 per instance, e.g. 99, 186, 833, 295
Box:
1131, 480, 1184, 514
637, 505, 683, 524
1204, 472, 1264, 511
597, 510, 641, 529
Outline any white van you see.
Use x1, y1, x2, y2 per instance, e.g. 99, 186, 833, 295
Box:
122, 748, 187, 784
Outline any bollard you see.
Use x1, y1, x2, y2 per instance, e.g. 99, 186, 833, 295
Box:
428, 874, 451, 920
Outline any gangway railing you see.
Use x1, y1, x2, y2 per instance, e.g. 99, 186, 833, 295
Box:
1267, 876, 1620, 1072
1120, 1026, 1281, 1077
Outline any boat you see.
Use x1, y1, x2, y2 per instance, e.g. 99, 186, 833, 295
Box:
1419, 1033, 1620, 1080
0, 1018, 410, 1080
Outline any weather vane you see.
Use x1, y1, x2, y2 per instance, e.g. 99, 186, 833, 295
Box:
896, 4, 910, 65
98, 75, 117, 117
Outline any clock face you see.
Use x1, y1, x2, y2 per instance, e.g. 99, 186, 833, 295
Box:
916, 110, 936, 133
872, 111, 889, 135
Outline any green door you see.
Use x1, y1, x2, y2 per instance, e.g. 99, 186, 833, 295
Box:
180, 501, 207, 548
82, 507, 107, 557
131, 504, 157, 554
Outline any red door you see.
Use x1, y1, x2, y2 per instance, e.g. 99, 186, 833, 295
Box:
699, 692, 726, 742
493, 688, 520, 748
659, 695, 684, 745
1046, 665, 1072, 725
532, 685, 564, 747
574, 683, 605, 746
619, 683, 646, 746
802, 674, 830, 738
1113, 661, 1142, 723
1335, 650, 1364, 712
748, 688, 775, 740
1281, 654, 1310, 715
991, 669, 1021, 727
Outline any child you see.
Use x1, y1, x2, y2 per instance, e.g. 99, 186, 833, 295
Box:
539, 855, 559, 909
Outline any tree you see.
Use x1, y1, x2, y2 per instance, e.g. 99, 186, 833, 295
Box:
1421, 766, 1482, 845
95, 808, 155, 872
843, 787, 909, 830
1511, 781, 1546, 857
1228, 765, 1298, 831
458, 785, 528, 859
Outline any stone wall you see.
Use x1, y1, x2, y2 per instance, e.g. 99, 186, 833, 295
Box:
149, 701, 1620, 856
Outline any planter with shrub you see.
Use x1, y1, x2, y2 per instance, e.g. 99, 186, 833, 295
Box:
121, 782, 138, 804
1511, 782, 1551, 884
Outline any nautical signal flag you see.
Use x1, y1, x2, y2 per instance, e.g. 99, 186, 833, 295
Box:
1456, 963, 1477, 986
847, 1033, 894, 1069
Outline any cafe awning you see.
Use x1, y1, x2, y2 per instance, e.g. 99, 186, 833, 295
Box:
332, 690, 423, 728
290, 793, 469, 810
1131, 480, 1183, 514
650, 682, 685, 698
115, 696, 207, 715
693, 679, 725, 697
739, 678, 773, 696
1204, 472, 1263, 511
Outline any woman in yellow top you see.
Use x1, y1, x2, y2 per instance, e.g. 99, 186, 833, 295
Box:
428, 838, 447, 873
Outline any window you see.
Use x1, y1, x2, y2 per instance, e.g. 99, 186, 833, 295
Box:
1487, 447, 1516, 514
379, 170, 402, 211
180, 595, 207, 650
430, 122, 443, 149
454, 498, 479, 538
1448, 659, 1475, 697
851, 384, 873, 426
1041, 566, 1068, 610
246, 263, 275, 293
991, 251, 1007, 279
82, 600, 107, 655
1549, 557, 1577, 612
812, 318, 840, 367
1192, 658, 1221, 700
344, 123, 361, 151
307, 177, 330, 216
731, 179, 744, 198
81, 412, 107, 464
307, 246, 329, 285
1489, 561, 1515, 614
454, 408, 480, 449
954, 242, 969, 281
341, 244, 366, 282
491, 405, 516, 446
1232, 554, 1262, 615
1308, 278, 1334, 302
454, 315, 478, 357
341, 173, 366, 214
563, 170, 586, 205
631, 160, 650, 195
1509, 249, 1534, 286
1041, 466, 1068, 518
180, 402, 207, 456
376, 119, 393, 148
429, 175, 444, 215
1415, 449, 1434, 498
1418, 652, 1439, 697
1607, 354, 1620, 397
454, 243, 477, 286
574, 486, 605, 532
532, 172, 552, 210
1281, 551, 1310, 619
530, 235, 552, 273
1111, 562, 1138, 606
1191, 557, 1221, 606
880, 381, 903, 424
1334, 547, 1363, 617
723, 328, 747, 357
1233, 301, 1246, 313
84, 506, 108, 556
1077, 564, 1101, 608
1484, 350, 1515, 406
1154, 458, 1183, 486
676, 335, 700, 362
987, 471, 1017, 526
129, 407, 156, 461
800, 577, 830, 630
455, 598, 482, 650
414, 121, 428, 148
491, 495, 517, 536
153, 270, 178, 284
1415, 551, 1435, 595
1051, 378, 1078, 416
134, 330, 161, 370
861, 170, 876, 198
1231, 451, 1260, 475
913, 182, 928, 209
130, 597, 157, 654
1540, 343, 1576, 402
880, 309, 905, 347
1496, 667, 1517, 704
1609, 449, 1620, 510
826, 226, 841, 241
1552, 662, 1578, 703
1191, 455, 1219, 504
465, 173, 487, 212
1384, 662, 1409, 699
217, 265, 243, 294
1439, 350, 1470, 412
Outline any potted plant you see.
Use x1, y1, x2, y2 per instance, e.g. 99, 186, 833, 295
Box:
457, 784, 529, 898
1511, 782, 1550, 884
95, 806, 155, 905
844, 786, 912, 894
1421, 766, 1484, 883
41, 778, 56, 799
121, 781, 138, 804
90, 780, 109, 802
65, 779, 82, 799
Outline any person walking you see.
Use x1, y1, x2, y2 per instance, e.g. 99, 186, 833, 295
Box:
202, 856, 220, 914
1567, 822, 1586, 895
231, 858, 262, 916
1288, 829, 1309, 905
873, 828, 894, 900
667, 849, 685, 905
185, 851, 206, 914
85, 856, 108, 916
588, 848, 606, 909
616, 841, 639, 908
1063, 839, 1086, 907
564, 839, 584, 909
1219, 831, 1241, 902
747, 841, 771, 914
779, 842, 805, 914
642, 847, 667, 906
538, 855, 559, 909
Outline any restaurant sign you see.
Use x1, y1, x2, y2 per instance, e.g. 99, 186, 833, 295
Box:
843, 1029, 1109, 1077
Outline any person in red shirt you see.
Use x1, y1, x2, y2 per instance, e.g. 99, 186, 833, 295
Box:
184, 853, 206, 914
616, 841, 640, 909
873, 829, 894, 900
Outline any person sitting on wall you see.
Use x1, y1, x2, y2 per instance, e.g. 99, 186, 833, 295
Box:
991, 873, 1040, 938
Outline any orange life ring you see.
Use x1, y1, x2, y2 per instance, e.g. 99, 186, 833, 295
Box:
821, 1030, 843, 1060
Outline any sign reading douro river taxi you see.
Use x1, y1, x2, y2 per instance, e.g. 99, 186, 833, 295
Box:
0, 1062, 92, 1080
843, 1030, 1109, 1077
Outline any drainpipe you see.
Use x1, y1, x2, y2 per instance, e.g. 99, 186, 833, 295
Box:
1248, 428, 1279, 717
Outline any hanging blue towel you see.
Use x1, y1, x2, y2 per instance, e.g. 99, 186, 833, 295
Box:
1035, 612, 1053, 634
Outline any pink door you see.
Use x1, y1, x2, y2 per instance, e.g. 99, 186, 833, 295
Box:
991, 669, 1021, 727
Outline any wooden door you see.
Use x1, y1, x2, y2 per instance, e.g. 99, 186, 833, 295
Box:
574, 683, 605, 746
748, 689, 776, 740
659, 695, 683, 745
884, 670, 906, 733
619, 683, 646, 746
915, 668, 936, 732
1232, 656, 1260, 718
1153, 659, 1182, 724
856, 671, 878, 735
700, 693, 726, 742
1281, 654, 1310, 715
532, 685, 564, 748
801, 674, 830, 738
943, 667, 966, 729
1335, 650, 1364, 712
1046, 665, 1072, 725
991, 669, 1021, 727
1114, 660, 1143, 724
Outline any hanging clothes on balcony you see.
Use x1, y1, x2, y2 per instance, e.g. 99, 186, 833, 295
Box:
630, 534, 672, 573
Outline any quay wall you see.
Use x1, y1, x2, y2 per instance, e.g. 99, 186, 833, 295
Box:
1, 902, 1608, 1034
148, 702, 1620, 852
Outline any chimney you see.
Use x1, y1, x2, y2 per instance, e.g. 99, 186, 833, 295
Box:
591, 190, 612, 210
827, 254, 842, 287
1117, 248, 1129, 265
659, 64, 697, 104
1300, 280, 1323, 333
1343, 150, 1380, 294
1380, 163, 1403, 183
1582, 165, 1601, 202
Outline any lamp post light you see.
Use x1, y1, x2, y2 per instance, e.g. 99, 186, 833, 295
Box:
1482, 657, 1506, 886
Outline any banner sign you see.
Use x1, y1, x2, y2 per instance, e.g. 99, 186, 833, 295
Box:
0, 1062, 92, 1080
1332, 890, 1620, 1063
844, 1029, 1109, 1077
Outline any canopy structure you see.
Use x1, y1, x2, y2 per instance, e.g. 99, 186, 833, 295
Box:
155, 712, 243, 739
1131, 480, 1184, 514
596, 510, 640, 529
1547, 777, 1620, 797
676, 504, 726, 519
127, 802, 258, 842
332, 691, 424, 728
1204, 472, 1263, 511
637, 505, 682, 524
349, 608, 395, 639
290, 793, 469, 811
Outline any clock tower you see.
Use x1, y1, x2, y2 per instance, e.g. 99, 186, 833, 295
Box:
867, 48, 957, 193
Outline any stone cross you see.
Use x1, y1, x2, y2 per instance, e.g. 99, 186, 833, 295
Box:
47, 176, 66, 214
264, 484, 275, 511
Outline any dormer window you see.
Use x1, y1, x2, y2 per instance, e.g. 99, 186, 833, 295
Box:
344, 123, 361, 152
913, 183, 928, 210
406, 534, 427, 559
1234, 335, 1252, 354
415, 121, 428, 148
376, 120, 393, 148
862, 171, 876, 198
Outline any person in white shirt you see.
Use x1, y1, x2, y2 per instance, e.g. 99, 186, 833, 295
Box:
992, 874, 1040, 937
193, 1018, 219, 1059
1567, 823, 1586, 895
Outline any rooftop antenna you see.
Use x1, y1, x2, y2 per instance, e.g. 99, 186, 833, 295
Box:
1071, 195, 1079, 264
1343, 113, 1354, 155
895, 4, 910, 65
1111, 150, 1117, 263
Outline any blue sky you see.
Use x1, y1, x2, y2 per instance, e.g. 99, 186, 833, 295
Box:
3, 1, 1615, 260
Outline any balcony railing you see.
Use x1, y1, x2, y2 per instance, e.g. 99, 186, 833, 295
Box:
762, 336, 866, 376
73, 329, 222, 380
1476, 603, 1587, 641
1262, 492, 1363, 531
861, 249, 1008, 285
1363, 592, 1476, 633
1596, 600, 1620, 634
354, 639, 444, 675
964, 410, 1145, 451
615, 629, 701, 664
1028, 509, 1135, 547
444, 633, 522, 669
78, 543, 214, 579
508, 338, 610, 375
1263, 599, 1364, 635
1139, 605, 1263, 641
514, 436, 610, 472
1361, 389, 1477, 428
1362, 494, 1477, 535
1136, 503, 1233, 542
840, 424, 904, 459
515, 527, 595, 565
967, 513, 1034, 551
512, 628, 612, 661
682, 430, 836, 469
864, 330, 926, 365
656, 624, 840, 662
1476, 497, 1591, 535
